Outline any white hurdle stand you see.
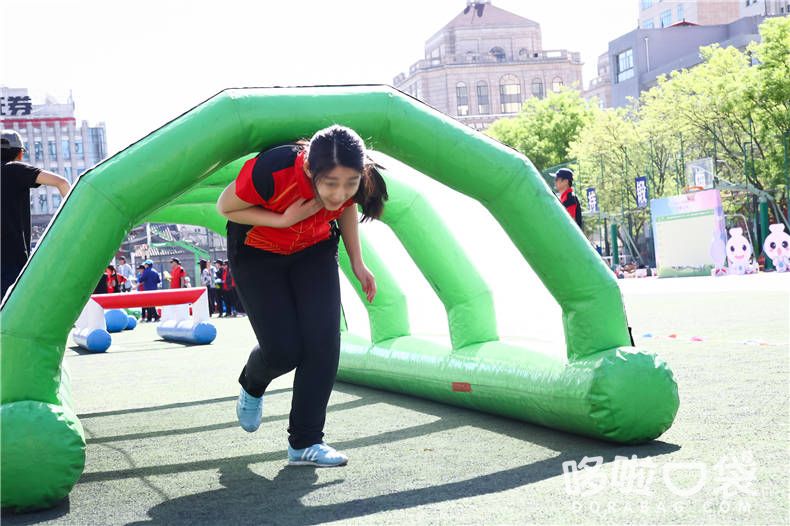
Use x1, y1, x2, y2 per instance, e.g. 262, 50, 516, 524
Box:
73, 288, 216, 352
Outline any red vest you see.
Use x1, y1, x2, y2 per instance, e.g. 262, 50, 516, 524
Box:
170, 265, 185, 288
235, 150, 353, 255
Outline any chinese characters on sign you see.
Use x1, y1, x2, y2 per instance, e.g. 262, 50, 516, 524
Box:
0, 96, 33, 116
635, 176, 649, 209
586, 187, 598, 213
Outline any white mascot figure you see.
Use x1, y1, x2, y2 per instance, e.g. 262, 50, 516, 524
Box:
726, 227, 758, 275
763, 223, 790, 273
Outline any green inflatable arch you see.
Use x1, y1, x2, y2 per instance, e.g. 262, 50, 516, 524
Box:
0, 86, 679, 510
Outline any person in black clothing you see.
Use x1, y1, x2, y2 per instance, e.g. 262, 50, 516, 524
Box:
216, 125, 386, 467
1, 130, 71, 299
553, 167, 583, 229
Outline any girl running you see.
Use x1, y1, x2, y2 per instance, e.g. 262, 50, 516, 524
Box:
216, 125, 387, 467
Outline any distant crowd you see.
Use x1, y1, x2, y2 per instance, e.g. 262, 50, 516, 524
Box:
94, 255, 243, 320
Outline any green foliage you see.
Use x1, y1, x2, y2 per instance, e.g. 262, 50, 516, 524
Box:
491, 17, 789, 222
748, 17, 790, 136
486, 88, 594, 172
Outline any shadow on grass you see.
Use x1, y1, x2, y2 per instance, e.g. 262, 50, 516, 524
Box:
3, 382, 680, 525
66, 345, 103, 356
76, 387, 294, 419
66, 340, 219, 356
85, 396, 372, 445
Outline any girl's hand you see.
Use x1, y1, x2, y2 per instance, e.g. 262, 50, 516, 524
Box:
353, 262, 376, 303
280, 198, 322, 228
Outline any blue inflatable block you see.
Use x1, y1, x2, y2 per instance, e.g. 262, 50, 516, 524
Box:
105, 309, 128, 333
73, 328, 111, 352
192, 322, 217, 344
157, 320, 217, 345
125, 315, 137, 331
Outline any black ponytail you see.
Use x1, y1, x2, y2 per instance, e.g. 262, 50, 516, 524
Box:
356, 162, 388, 222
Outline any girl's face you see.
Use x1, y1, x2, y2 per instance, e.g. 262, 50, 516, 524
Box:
310, 165, 361, 211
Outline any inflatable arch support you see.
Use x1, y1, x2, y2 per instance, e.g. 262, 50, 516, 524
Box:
0, 86, 679, 510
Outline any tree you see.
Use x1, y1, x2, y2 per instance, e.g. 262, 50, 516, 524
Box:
575, 17, 789, 217
748, 17, 790, 140
491, 17, 789, 237
569, 104, 653, 238
747, 16, 790, 203
487, 88, 594, 172
639, 16, 789, 196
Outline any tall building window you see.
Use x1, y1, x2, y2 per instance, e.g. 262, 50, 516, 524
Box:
490, 47, 506, 62
677, 3, 684, 21
456, 82, 470, 116
552, 77, 564, 92
61, 139, 71, 160
51, 193, 62, 210
34, 141, 43, 161
63, 166, 72, 180
531, 78, 544, 100
48, 140, 57, 157
643, 19, 655, 28
641, 0, 653, 9
74, 141, 83, 155
660, 9, 672, 27
89, 127, 106, 163
476, 81, 490, 114
499, 75, 522, 113
616, 49, 635, 83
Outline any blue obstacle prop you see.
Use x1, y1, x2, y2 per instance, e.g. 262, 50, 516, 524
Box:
105, 309, 128, 333
72, 328, 112, 352
124, 315, 137, 331
157, 320, 217, 345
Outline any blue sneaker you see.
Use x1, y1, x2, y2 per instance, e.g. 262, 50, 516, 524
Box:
236, 387, 263, 432
287, 442, 348, 467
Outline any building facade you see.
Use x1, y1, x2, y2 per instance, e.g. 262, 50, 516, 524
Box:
0, 87, 107, 226
639, 0, 788, 29
393, 0, 583, 130
610, 15, 773, 107
582, 53, 613, 109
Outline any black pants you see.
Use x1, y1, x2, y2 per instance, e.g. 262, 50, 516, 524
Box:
229, 232, 341, 450
223, 288, 237, 315
207, 286, 217, 315
143, 306, 159, 321
216, 288, 227, 315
